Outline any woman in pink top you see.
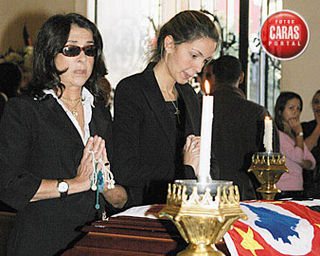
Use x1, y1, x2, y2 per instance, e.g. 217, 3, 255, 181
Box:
274, 92, 316, 199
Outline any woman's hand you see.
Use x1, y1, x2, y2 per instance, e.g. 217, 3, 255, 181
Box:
74, 136, 106, 191
30, 136, 107, 201
183, 134, 201, 176
103, 185, 128, 209
287, 118, 305, 149
288, 117, 303, 135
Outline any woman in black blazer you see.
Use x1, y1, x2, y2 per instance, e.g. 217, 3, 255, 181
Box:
113, 10, 220, 207
0, 13, 127, 256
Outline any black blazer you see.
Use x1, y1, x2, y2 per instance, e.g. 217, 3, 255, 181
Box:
112, 63, 200, 206
0, 94, 112, 256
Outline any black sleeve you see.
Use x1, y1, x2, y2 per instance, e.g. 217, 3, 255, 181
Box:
0, 98, 41, 210
113, 80, 141, 182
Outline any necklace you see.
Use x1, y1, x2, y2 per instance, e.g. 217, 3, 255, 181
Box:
61, 98, 82, 117
61, 96, 81, 103
171, 100, 180, 124
160, 85, 180, 123
171, 100, 180, 115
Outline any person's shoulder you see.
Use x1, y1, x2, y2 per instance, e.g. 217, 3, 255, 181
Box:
116, 72, 144, 92
246, 100, 267, 118
116, 63, 155, 91
0, 95, 39, 122
302, 119, 316, 134
6, 94, 54, 113
243, 98, 265, 110
301, 119, 316, 127
118, 72, 142, 83
221, 89, 265, 113
6, 94, 34, 106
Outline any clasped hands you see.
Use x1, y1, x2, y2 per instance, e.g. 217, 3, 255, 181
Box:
76, 135, 127, 208
183, 134, 201, 177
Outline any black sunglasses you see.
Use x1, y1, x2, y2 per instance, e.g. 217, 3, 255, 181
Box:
313, 99, 320, 105
61, 45, 97, 57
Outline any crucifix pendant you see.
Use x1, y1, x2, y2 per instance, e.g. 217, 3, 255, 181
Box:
175, 110, 180, 124
71, 110, 78, 117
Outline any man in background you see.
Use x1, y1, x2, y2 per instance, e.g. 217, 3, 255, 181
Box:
210, 55, 279, 200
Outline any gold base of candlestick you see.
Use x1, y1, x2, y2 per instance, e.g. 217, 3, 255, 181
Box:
159, 180, 247, 256
177, 244, 224, 256
248, 152, 288, 200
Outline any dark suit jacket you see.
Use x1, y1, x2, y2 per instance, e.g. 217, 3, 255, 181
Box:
112, 63, 200, 206
0, 94, 112, 256
302, 119, 320, 197
302, 120, 320, 164
211, 86, 279, 200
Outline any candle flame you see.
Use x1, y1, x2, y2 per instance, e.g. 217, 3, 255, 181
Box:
204, 80, 211, 95
265, 116, 271, 120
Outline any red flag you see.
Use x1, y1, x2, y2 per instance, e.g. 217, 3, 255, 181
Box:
225, 201, 320, 256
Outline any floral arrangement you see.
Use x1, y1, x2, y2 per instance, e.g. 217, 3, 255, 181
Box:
0, 25, 33, 72
0, 46, 33, 72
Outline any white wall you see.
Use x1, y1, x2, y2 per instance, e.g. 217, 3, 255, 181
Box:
0, 0, 86, 53
281, 0, 320, 121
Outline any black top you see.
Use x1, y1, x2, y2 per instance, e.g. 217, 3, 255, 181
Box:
0, 94, 114, 256
302, 120, 320, 164
166, 99, 187, 180
112, 62, 201, 207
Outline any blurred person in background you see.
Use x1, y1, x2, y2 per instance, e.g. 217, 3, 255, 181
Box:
302, 89, 320, 198
210, 55, 278, 200
275, 91, 316, 199
0, 62, 22, 118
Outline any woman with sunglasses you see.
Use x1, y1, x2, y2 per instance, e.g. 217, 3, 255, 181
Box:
0, 13, 127, 256
302, 90, 320, 198
112, 10, 220, 207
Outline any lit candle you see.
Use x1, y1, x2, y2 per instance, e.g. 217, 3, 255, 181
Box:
198, 80, 214, 183
263, 116, 273, 152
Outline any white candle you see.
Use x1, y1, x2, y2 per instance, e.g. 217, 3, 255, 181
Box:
263, 116, 273, 152
198, 80, 214, 183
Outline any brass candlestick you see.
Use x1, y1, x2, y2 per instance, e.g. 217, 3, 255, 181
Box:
248, 152, 288, 200
159, 179, 246, 256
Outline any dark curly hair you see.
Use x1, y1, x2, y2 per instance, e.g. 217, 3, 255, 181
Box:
30, 13, 106, 99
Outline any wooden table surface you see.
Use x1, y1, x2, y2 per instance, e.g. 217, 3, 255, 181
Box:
63, 207, 230, 256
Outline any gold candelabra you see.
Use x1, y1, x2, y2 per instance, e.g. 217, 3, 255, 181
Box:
159, 179, 246, 256
248, 152, 288, 200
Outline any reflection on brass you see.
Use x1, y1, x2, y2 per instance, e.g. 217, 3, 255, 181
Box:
248, 152, 288, 200
159, 180, 246, 256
